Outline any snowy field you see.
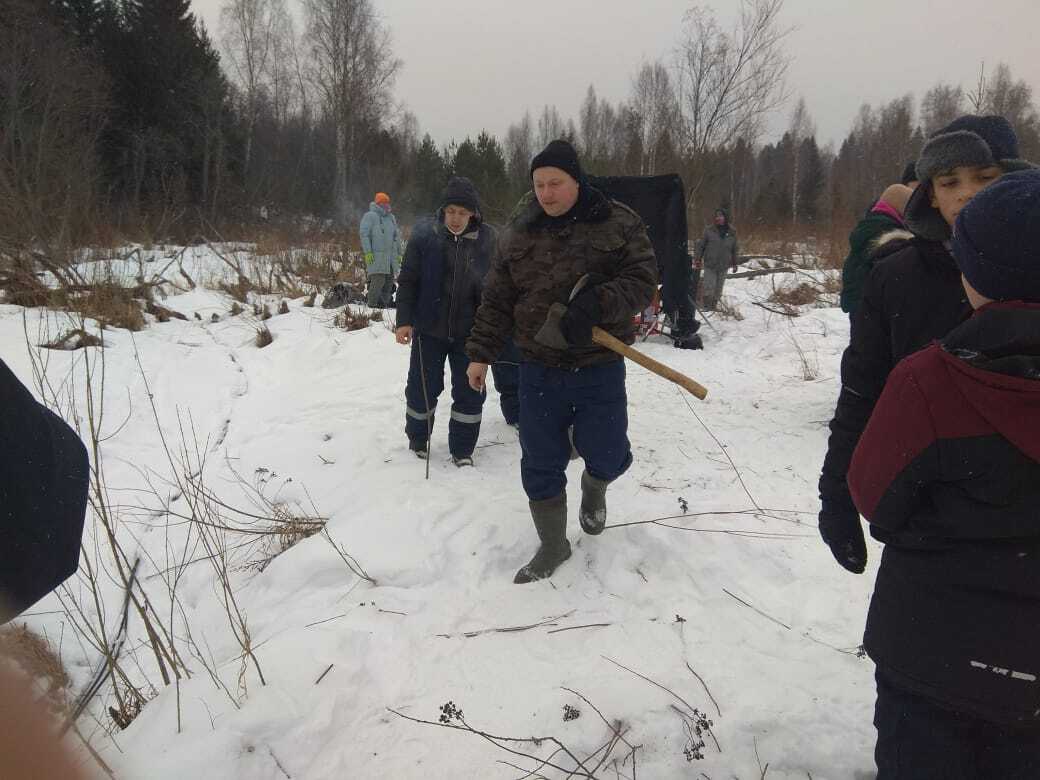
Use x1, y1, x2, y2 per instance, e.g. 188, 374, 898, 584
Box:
2, 246, 881, 779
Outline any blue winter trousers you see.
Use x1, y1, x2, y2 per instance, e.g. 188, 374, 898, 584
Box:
491, 339, 521, 426
518, 360, 632, 501
405, 333, 484, 458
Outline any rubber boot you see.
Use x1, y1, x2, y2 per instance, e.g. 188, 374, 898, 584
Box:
579, 470, 609, 535
513, 493, 571, 584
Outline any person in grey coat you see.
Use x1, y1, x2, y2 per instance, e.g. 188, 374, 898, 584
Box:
359, 192, 403, 308
695, 209, 739, 310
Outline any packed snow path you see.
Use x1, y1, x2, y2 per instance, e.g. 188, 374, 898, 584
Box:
3, 251, 880, 778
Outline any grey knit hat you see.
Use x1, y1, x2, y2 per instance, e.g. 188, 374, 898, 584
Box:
904, 115, 1035, 242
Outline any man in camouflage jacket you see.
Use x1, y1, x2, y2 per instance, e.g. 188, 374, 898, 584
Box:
466, 140, 657, 584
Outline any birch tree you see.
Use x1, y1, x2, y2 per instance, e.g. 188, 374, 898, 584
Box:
303, 0, 400, 225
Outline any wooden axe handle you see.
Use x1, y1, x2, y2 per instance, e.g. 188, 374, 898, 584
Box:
592, 327, 708, 400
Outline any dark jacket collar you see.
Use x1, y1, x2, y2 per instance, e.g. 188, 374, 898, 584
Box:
943, 302, 1040, 379
515, 184, 611, 234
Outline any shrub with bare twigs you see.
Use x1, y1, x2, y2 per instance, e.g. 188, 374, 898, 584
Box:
255, 325, 273, 348
713, 297, 744, 321
0, 624, 71, 716
768, 282, 818, 307
335, 305, 370, 331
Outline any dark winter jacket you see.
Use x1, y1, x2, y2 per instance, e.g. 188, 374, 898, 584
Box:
0, 358, 89, 623
849, 303, 1040, 726
695, 224, 738, 271
395, 214, 497, 341
466, 186, 657, 370
840, 210, 908, 314
819, 236, 972, 521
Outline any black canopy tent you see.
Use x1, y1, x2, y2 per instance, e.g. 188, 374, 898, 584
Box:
587, 173, 697, 334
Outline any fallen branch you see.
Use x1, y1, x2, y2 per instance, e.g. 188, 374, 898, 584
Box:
751, 300, 799, 318
547, 623, 612, 635
437, 611, 575, 639
729, 267, 795, 280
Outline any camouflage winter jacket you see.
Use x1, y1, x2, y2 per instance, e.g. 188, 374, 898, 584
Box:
466, 187, 657, 370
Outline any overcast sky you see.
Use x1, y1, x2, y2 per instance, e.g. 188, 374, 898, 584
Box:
193, 0, 1040, 150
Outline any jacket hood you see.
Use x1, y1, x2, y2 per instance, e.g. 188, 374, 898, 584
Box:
941, 302, 1040, 462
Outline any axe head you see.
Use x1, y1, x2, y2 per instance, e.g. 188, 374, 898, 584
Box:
534, 302, 570, 350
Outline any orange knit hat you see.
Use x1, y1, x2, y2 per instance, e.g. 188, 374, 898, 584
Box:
374, 192, 390, 205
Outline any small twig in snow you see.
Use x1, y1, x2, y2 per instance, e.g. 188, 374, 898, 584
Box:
721, 588, 791, 631
685, 662, 722, 719
314, 664, 334, 686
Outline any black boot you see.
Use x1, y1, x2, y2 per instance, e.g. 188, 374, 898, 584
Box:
579, 470, 609, 535
514, 493, 571, 584
674, 333, 703, 350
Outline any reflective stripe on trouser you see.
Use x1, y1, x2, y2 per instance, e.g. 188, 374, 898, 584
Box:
404, 333, 484, 458
518, 360, 633, 501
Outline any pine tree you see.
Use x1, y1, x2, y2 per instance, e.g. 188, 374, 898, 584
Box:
412, 134, 446, 215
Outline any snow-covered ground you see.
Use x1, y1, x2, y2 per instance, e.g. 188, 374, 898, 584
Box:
2, 248, 881, 779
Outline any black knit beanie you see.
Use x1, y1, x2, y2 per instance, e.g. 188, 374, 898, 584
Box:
905, 115, 1035, 241
952, 169, 1040, 302
441, 176, 480, 212
530, 139, 584, 183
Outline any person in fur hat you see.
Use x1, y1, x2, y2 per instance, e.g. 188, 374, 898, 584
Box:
840, 161, 919, 317
849, 169, 1040, 777
818, 114, 1035, 576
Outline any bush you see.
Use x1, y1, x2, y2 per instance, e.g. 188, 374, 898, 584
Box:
768, 282, 818, 307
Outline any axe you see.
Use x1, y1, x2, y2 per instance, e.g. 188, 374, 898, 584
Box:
535, 277, 708, 400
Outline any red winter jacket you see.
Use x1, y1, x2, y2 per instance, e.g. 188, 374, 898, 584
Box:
849, 302, 1040, 726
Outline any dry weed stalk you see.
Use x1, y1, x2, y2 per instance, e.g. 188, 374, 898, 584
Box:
23, 312, 186, 737
390, 689, 642, 779
0, 624, 71, 715
713, 297, 744, 321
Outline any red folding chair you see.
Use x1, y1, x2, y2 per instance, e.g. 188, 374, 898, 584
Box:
633, 287, 664, 341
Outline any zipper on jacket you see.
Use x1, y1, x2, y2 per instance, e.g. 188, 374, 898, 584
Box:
447, 234, 461, 339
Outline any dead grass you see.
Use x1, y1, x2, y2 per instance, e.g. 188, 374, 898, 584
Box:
335, 305, 370, 331
368, 309, 383, 322
0, 624, 71, 715
220, 277, 252, 303
768, 282, 819, 307
713, 297, 744, 321
74, 283, 148, 330
255, 325, 273, 348
145, 300, 187, 323
277, 300, 289, 315
42, 328, 103, 350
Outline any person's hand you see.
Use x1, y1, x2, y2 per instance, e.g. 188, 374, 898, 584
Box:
395, 326, 413, 345
818, 495, 867, 574
364, 251, 374, 265
467, 362, 489, 392
560, 287, 602, 347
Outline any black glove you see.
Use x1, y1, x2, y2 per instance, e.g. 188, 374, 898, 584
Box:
559, 287, 602, 347
818, 491, 867, 574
